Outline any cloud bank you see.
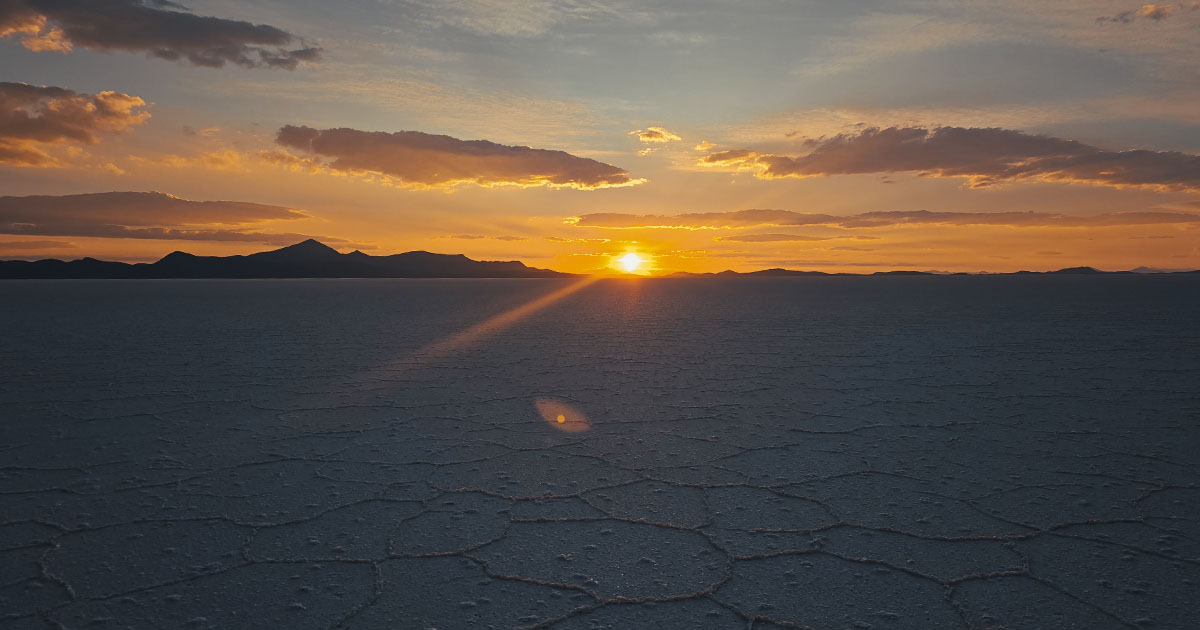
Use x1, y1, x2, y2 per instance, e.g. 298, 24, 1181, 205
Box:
0, 0, 320, 69
274, 125, 641, 190
0, 191, 348, 246
571, 208, 1200, 229
700, 126, 1200, 192
0, 82, 149, 165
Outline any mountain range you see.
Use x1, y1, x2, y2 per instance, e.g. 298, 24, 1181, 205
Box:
1, 240, 1196, 279
0, 239, 573, 279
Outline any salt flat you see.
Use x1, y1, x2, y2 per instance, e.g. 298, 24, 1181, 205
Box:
1, 276, 1198, 629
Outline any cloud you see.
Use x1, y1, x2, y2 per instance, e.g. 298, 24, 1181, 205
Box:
629, 126, 681, 143
131, 150, 248, 171
569, 209, 843, 229
0, 0, 320, 69
1097, 3, 1196, 23
545, 236, 610, 243
0, 239, 75, 250
442, 234, 530, 241
274, 125, 641, 190
0, 82, 149, 166
571, 208, 1200, 229
407, 0, 625, 38
699, 126, 1200, 192
0, 191, 353, 246
715, 233, 833, 242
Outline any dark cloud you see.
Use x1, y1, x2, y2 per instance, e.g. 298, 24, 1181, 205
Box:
572, 208, 1200, 229
0, 191, 350, 246
0, 82, 149, 165
274, 125, 641, 190
0, 0, 320, 69
700, 126, 1200, 192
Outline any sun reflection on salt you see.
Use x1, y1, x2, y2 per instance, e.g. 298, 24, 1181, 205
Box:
535, 398, 591, 433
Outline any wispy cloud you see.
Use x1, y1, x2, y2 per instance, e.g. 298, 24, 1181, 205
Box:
0, 191, 351, 246
441, 234, 529, 241
0, 239, 75, 250
715, 233, 833, 242
700, 126, 1200, 192
406, 0, 630, 38
629, 126, 681, 143
571, 208, 1200, 229
0, 0, 320, 69
1097, 3, 1197, 23
273, 125, 643, 190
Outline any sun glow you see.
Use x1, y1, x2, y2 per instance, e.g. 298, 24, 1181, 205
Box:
616, 252, 644, 273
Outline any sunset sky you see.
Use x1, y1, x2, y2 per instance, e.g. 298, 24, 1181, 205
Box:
2, 0, 1199, 273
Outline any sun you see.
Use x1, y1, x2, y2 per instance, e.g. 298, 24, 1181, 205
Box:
616, 252, 644, 273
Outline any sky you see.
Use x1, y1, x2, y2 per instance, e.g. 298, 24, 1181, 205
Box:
1, 0, 1199, 273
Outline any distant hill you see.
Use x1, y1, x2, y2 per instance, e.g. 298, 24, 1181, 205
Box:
0, 239, 574, 279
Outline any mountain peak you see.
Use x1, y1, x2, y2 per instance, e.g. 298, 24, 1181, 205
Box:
288, 238, 337, 252
252, 239, 342, 261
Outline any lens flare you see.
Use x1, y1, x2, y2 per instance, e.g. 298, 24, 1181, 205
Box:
535, 398, 591, 433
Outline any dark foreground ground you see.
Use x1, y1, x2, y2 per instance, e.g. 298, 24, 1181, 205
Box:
1, 276, 1198, 629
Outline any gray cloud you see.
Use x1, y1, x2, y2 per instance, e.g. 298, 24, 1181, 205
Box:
0, 191, 352, 246
701, 126, 1200, 192
572, 208, 1200, 229
275, 125, 640, 190
0, 82, 149, 165
0, 0, 320, 69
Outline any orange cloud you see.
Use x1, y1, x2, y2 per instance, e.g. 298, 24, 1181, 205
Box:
700, 126, 1200, 192
1097, 3, 1196, 22
715, 233, 833, 242
133, 150, 249, 171
0, 82, 149, 166
0, 0, 320, 69
0, 239, 75, 250
629, 126, 681, 143
573, 209, 1200, 229
441, 234, 529, 241
274, 125, 642, 190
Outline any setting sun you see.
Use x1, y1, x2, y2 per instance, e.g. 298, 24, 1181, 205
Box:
617, 252, 645, 273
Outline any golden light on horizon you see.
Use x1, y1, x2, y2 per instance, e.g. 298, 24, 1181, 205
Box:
616, 252, 645, 273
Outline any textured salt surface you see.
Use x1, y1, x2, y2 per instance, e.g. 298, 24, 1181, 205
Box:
1, 276, 1198, 629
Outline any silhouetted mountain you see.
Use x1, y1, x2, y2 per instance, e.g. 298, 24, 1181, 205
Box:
1049, 266, 1104, 274
667, 268, 834, 277
0, 240, 573, 279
